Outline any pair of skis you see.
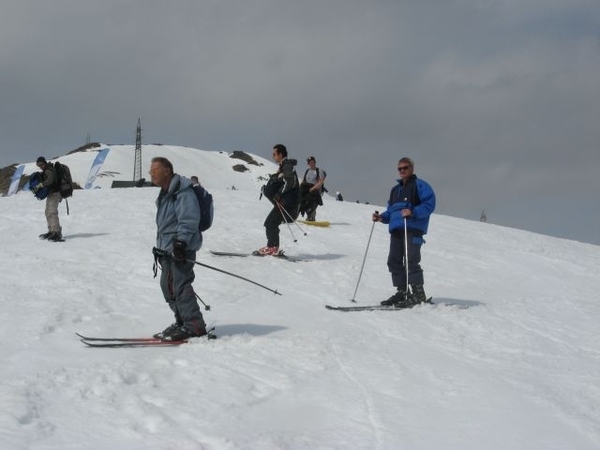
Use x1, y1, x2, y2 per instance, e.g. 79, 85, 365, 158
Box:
210, 250, 302, 262
325, 298, 434, 312
77, 330, 216, 348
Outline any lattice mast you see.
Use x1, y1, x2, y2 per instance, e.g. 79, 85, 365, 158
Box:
133, 118, 142, 182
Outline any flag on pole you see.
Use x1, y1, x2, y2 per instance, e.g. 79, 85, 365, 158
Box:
84, 148, 110, 189
7, 164, 25, 196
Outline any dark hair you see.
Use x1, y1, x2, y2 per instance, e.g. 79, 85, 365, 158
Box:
151, 157, 174, 174
36, 156, 47, 164
273, 144, 287, 158
307, 156, 316, 163
398, 157, 414, 168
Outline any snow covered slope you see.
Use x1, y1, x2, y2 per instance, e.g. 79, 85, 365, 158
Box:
18, 144, 275, 192
1, 145, 599, 449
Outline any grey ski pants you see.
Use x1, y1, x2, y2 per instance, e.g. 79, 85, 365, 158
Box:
158, 253, 206, 334
45, 191, 61, 233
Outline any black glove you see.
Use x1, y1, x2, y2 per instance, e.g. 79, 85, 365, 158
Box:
172, 240, 187, 262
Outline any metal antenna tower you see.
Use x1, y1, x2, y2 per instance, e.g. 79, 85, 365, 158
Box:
133, 118, 142, 182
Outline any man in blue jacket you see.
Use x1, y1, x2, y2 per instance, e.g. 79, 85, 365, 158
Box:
150, 157, 207, 341
372, 157, 436, 307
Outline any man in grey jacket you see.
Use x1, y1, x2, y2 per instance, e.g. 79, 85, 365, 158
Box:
150, 157, 207, 341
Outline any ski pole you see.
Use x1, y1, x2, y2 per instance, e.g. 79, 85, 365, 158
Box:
350, 211, 378, 303
278, 201, 308, 236
403, 216, 412, 301
187, 258, 281, 295
153, 248, 281, 295
276, 201, 298, 243
194, 292, 211, 311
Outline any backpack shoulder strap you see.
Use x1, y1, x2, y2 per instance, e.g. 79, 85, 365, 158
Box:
172, 178, 195, 198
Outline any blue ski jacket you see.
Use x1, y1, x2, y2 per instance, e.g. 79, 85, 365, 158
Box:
155, 174, 201, 252
380, 175, 436, 236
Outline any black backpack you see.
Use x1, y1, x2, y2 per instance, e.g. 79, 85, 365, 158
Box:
261, 174, 284, 203
193, 184, 214, 232
54, 161, 74, 198
173, 179, 214, 233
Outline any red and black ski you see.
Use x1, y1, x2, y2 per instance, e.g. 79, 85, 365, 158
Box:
77, 330, 216, 348
80, 339, 188, 348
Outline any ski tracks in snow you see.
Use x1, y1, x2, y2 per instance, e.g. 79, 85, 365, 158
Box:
329, 340, 385, 450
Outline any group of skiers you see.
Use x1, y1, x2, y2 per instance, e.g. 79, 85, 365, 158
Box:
257, 145, 328, 256
32, 145, 436, 341
258, 146, 436, 309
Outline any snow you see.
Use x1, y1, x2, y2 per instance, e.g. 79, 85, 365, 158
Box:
1, 145, 599, 449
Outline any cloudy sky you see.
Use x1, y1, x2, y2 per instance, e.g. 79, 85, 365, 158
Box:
1, 0, 599, 244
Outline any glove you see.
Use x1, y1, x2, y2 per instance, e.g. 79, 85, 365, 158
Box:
33, 183, 43, 192
152, 247, 168, 258
172, 240, 187, 262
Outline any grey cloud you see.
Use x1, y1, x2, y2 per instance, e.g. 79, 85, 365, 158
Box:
0, 1, 598, 243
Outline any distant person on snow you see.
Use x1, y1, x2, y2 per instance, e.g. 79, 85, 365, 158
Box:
258, 144, 299, 255
34, 156, 63, 242
150, 157, 207, 341
298, 156, 326, 221
372, 157, 436, 307
336, 191, 343, 201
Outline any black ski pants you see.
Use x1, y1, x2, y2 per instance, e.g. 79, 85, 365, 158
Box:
264, 199, 298, 247
264, 206, 284, 247
387, 228, 424, 289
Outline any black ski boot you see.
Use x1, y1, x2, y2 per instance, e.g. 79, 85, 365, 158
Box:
47, 227, 63, 241
47, 232, 63, 242
380, 288, 407, 306
164, 325, 207, 341
153, 322, 181, 340
410, 284, 428, 304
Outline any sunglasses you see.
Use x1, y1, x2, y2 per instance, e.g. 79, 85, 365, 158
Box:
398, 166, 411, 171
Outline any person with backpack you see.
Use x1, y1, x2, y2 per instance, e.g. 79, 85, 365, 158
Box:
257, 144, 299, 255
298, 156, 326, 221
372, 157, 436, 307
33, 157, 63, 241
149, 157, 208, 341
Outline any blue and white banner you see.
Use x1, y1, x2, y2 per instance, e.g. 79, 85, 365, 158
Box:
7, 164, 25, 196
84, 148, 110, 189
